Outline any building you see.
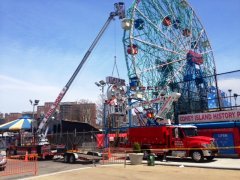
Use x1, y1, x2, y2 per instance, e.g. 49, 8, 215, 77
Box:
4, 113, 22, 123
36, 101, 97, 129
36, 105, 45, 118
60, 102, 97, 128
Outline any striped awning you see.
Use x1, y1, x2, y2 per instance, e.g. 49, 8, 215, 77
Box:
0, 116, 32, 131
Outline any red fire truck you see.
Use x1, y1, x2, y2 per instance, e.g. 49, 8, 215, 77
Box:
127, 124, 218, 162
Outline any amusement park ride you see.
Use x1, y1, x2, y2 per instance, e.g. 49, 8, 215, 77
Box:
104, 0, 219, 130
7, 0, 227, 160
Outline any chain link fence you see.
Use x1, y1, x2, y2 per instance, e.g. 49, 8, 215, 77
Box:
47, 131, 104, 151
175, 70, 240, 116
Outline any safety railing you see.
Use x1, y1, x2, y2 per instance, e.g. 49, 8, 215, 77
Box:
0, 153, 38, 177
101, 147, 130, 165
99, 146, 240, 166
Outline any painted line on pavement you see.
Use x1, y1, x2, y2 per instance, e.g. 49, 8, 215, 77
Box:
21, 166, 93, 180
21, 164, 124, 180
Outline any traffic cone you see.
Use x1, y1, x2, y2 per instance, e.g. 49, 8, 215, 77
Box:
25, 151, 28, 162
108, 147, 112, 159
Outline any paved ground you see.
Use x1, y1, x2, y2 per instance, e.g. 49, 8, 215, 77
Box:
25, 164, 240, 180
21, 158, 240, 180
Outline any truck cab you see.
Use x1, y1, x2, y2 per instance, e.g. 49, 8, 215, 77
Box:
170, 125, 218, 162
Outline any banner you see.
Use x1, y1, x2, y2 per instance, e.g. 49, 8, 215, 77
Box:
179, 109, 240, 124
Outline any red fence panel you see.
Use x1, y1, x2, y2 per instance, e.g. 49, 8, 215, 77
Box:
0, 154, 38, 177
100, 147, 128, 165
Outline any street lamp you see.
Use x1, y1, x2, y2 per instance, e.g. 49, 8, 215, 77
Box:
233, 93, 238, 108
95, 80, 106, 94
228, 89, 232, 109
95, 80, 107, 129
29, 99, 40, 134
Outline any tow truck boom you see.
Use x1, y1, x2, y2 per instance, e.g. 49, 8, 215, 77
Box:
36, 2, 125, 143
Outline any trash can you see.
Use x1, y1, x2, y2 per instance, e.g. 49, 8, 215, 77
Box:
147, 154, 155, 166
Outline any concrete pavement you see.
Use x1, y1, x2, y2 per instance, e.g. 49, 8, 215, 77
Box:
23, 158, 240, 180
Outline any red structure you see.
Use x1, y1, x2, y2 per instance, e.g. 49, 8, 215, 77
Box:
187, 50, 203, 65
196, 122, 240, 157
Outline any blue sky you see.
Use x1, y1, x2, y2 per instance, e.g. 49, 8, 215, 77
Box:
0, 0, 240, 113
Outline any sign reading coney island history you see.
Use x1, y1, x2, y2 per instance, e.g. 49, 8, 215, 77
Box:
179, 110, 240, 124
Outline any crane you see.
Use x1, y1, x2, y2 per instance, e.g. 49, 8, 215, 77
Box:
36, 2, 126, 145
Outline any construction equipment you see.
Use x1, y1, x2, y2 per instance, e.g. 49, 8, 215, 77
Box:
36, 2, 126, 145
7, 2, 125, 160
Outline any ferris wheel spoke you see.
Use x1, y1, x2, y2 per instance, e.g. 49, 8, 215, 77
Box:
187, 9, 194, 49
139, 57, 186, 74
192, 29, 204, 49
151, 1, 187, 50
161, 0, 189, 52
135, 7, 180, 50
150, 0, 166, 18
133, 37, 186, 56
200, 50, 213, 56
158, 63, 186, 95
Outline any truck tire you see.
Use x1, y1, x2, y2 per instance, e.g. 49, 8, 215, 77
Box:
64, 154, 69, 163
206, 156, 215, 161
191, 151, 204, 162
69, 154, 76, 164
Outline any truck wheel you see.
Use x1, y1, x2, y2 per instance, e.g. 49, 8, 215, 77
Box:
64, 154, 69, 163
191, 151, 203, 162
206, 156, 215, 161
69, 154, 76, 163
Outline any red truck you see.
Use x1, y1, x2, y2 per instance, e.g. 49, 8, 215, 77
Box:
127, 124, 218, 162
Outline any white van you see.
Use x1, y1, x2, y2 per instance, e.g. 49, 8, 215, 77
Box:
0, 139, 7, 171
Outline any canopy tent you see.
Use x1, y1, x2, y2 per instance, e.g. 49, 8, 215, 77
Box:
0, 116, 32, 131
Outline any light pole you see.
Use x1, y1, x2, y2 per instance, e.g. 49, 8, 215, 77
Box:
95, 80, 106, 129
95, 80, 106, 95
228, 89, 232, 110
234, 93, 238, 109
29, 99, 39, 134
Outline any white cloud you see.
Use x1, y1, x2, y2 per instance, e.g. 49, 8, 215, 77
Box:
218, 78, 240, 105
0, 75, 56, 92
0, 74, 101, 113
218, 78, 240, 94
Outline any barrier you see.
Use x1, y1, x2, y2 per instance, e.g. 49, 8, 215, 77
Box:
101, 147, 128, 165
0, 154, 38, 177
100, 146, 240, 167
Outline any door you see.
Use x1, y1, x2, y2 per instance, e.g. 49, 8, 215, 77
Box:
171, 128, 185, 149
213, 133, 235, 155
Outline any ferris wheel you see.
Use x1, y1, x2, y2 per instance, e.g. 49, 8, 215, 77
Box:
122, 0, 217, 115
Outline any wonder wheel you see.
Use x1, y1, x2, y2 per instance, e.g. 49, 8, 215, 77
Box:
122, 0, 217, 116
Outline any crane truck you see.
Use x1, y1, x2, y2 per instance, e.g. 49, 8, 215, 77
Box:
7, 2, 126, 161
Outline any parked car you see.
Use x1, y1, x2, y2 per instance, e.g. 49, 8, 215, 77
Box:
0, 139, 7, 171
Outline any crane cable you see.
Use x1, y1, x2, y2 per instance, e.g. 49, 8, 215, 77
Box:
111, 20, 120, 78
